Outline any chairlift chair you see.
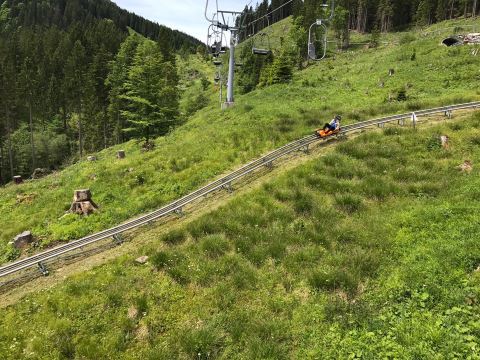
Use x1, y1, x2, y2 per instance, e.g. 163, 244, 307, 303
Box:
252, 16, 272, 56
308, 20, 328, 61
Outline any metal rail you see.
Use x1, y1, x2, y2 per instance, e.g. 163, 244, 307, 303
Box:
0, 101, 479, 279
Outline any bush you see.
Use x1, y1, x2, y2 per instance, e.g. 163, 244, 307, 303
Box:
335, 194, 364, 214
426, 134, 442, 151
151, 251, 170, 269
399, 33, 416, 45
308, 268, 358, 295
161, 228, 187, 245
200, 234, 231, 258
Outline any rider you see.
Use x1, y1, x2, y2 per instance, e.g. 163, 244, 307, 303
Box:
323, 115, 341, 133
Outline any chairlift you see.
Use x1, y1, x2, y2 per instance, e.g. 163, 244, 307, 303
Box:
207, 23, 227, 57
307, 1, 335, 61
252, 16, 272, 56
308, 20, 328, 61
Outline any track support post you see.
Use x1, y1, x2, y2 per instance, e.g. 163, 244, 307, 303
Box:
222, 183, 233, 193
299, 144, 310, 154
38, 262, 49, 276
174, 208, 184, 217
113, 234, 124, 245
444, 108, 453, 119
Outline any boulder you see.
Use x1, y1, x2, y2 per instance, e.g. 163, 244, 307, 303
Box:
135, 256, 149, 264
32, 168, 50, 179
87, 156, 97, 162
12, 231, 33, 249
117, 150, 126, 159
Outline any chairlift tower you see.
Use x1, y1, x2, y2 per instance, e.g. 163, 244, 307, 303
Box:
205, 1, 246, 109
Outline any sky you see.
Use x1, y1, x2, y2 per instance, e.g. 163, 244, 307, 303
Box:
113, 0, 250, 43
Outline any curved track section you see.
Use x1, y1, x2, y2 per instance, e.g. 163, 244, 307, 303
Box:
1, 101, 479, 279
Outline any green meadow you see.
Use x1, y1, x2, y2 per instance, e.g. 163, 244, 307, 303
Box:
0, 17, 479, 264
1, 111, 480, 358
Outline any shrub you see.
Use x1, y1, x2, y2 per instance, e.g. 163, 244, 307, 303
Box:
200, 234, 231, 258
151, 251, 170, 269
293, 189, 314, 215
161, 228, 187, 245
308, 268, 358, 295
426, 134, 442, 151
276, 116, 296, 133
400, 33, 416, 45
361, 176, 400, 200
334, 194, 364, 214
179, 326, 224, 359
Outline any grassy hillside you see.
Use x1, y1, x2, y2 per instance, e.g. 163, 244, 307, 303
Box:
0, 17, 479, 264
1, 111, 480, 358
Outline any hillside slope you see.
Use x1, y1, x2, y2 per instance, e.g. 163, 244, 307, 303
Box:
0, 17, 479, 263
1, 111, 480, 358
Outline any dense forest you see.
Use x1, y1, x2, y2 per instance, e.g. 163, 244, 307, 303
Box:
240, 0, 479, 35
0, 0, 202, 185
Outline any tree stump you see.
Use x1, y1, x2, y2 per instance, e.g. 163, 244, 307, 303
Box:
87, 156, 97, 162
458, 160, 473, 173
388, 68, 395, 76
69, 189, 98, 215
13, 176, 23, 185
440, 135, 450, 149
11, 231, 33, 249
117, 150, 126, 159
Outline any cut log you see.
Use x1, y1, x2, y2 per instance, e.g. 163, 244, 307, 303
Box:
117, 150, 126, 159
12, 231, 33, 249
69, 189, 98, 216
13, 175, 23, 184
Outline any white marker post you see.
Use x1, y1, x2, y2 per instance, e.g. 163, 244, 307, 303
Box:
412, 112, 418, 129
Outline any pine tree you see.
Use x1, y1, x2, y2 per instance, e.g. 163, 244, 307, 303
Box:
121, 39, 179, 145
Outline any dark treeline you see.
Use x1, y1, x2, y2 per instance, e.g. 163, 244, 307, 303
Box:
0, 0, 202, 184
240, 0, 479, 38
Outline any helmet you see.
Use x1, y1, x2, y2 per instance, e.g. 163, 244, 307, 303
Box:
335, 115, 342, 121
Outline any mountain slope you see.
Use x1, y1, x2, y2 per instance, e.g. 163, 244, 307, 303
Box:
0, 17, 479, 262
1, 111, 480, 358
